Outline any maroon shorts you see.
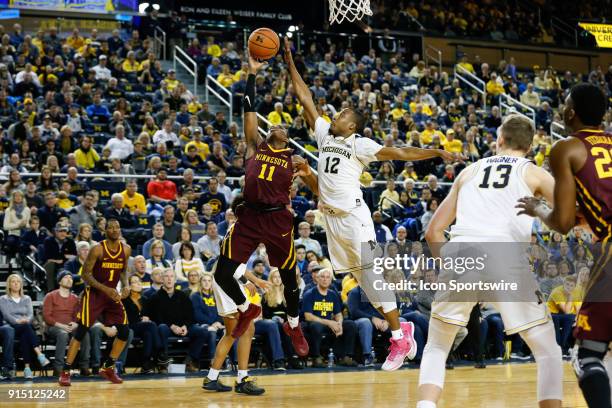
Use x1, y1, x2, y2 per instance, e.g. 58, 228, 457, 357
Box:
220, 205, 296, 269
574, 301, 612, 342
77, 287, 127, 327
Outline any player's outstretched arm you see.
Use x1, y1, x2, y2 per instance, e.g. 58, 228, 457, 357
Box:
244, 55, 266, 159
425, 166, 474, 258
516, 139, 578, 233
292, 155, 319, 196
283, 37, 318, 130
375, 146, 457, 162
82, 245, 119, 301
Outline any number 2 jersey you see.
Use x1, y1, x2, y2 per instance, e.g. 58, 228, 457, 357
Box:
450, 155, 533, 242
314, 117, 383, 213
573, 129, 612, 240
243, 140, 293, 207
94, 240, 127, 288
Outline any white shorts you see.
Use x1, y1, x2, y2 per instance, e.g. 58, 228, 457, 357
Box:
324, 204, 376, 275
431, 301, 550, 335
323, 204, 395, 311
212, 264, 247, 318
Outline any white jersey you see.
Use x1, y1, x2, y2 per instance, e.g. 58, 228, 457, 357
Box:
450, 155, 534, 242
314, 117, 382, 213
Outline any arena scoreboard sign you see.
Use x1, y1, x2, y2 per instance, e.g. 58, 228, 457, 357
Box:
579, 22, 612, 48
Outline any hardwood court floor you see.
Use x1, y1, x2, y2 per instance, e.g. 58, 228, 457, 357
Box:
0, 362, 586, 408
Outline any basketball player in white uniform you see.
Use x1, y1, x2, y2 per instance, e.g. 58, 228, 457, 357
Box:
285, 38, 455, 370
416, 115, 563, 408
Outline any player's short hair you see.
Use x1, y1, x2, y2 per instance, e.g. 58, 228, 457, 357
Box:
106, 217, 120, 226
499, 114, 534, 152
349, 109, 366, 135
569, 83, 607, 126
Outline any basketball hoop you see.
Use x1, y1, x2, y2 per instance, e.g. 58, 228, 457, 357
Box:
328, 0, 373, 24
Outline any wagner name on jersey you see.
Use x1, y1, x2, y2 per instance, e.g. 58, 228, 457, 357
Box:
451, 155, 533, 242
314, 117, 382, 214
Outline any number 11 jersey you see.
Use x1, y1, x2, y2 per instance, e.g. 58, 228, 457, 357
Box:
451, 155, 533, 242
244, 141, 293, 207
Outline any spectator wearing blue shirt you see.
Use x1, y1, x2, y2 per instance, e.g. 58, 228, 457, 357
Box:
206, 58, 221, 77
302, 268, 357, 367
190, 273, 223, 364
347, 285, 387, 366
290, 184, 311, 219
86, 93, 111, 121
142, 223, 174, 261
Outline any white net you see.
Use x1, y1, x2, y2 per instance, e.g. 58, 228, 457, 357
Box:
328, 0, 373, 24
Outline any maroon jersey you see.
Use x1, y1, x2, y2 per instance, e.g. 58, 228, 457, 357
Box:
93, 240, 127, 288
574, 129, 612, 240
243, 141, 293, 207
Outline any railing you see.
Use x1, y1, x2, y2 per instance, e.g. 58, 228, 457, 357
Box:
498, 93, 535, 127
0, 172, 242, 183
551, 121, 566, 141
205, 75, 233, 120
454, 64, 487, 110
153, 26, 167, 60
425, 44, 442, 74
255, 113, 319, 163
24, 255, 44, 293
173, 46, 198, 96
551, 16, 578, 47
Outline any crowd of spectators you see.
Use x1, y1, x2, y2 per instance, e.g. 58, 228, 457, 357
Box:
0, 19, 610, 380
369, 0, 612, 46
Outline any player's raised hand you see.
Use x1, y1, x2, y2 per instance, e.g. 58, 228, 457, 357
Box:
254, 277, 272, 292
437, 150, 462, 162
248, 54, 267, 74
245, 282, 257, 296
515, 196, 542, 217
282, 36, 294, 65
292, 155, 312, 177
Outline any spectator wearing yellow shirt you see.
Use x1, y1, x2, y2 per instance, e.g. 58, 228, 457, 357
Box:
233, 62, 249, 82
206, 36, 221, 58
378, 180, 400, 211
122, 51, 141, 73
443, 129, 463, 153
420, 121, 446, 145
456, 55, 475, 75
163, 69, 180, 91
341, 273, 359, 303
486, 73, 505, 97
547, 275, 582, 353
73, 135, 100, 171
534, 144, 548, 167
66, 28, 85, 51
216, 64, 235, 88
390, 102, 407, 121
268, 102, 293, 126
184, 129, 210, 160
120, 179, 147, 216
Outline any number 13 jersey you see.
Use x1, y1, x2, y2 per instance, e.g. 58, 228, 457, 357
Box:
314, 117, 382, 213
451, 155, 533, 242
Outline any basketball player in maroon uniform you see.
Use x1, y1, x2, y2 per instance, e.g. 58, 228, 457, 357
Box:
517, 83, 612, 408
212, 55, 309, 357
59, 218, 132, 386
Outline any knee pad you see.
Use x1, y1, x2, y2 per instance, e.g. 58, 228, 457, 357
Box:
73, 324, 89, 342
573, 343, 610, 384
116, 324, 130, 341
520, 322, 563, 401
419, 319, 460, 388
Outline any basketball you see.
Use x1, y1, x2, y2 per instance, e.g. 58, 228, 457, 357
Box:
248, 27, 280, 60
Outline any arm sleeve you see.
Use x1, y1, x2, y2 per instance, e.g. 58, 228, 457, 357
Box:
314, 116, 331, 147
355, 138, 383, 166
25, 296, 33, 322
0, 299, 18, 325
244, 74, 256, 112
